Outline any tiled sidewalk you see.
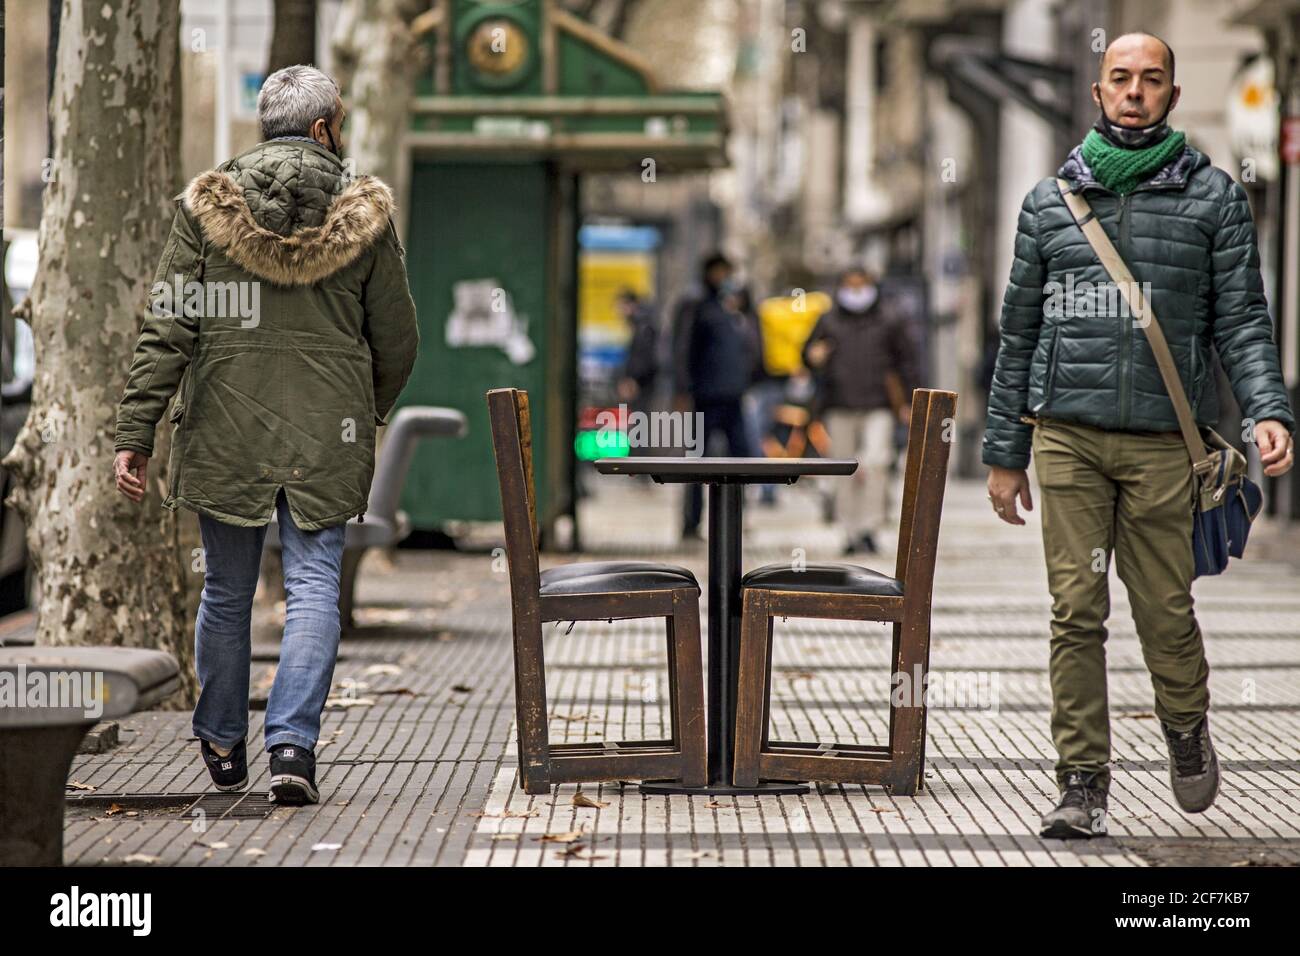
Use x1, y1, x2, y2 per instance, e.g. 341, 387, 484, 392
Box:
62, 473, 1300, 866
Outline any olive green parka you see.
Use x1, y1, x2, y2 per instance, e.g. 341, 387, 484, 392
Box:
115, 139, 419, 530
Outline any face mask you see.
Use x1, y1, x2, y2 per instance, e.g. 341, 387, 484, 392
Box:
836, 284, 878, 313
1093, 96, 1173, 149
322, 123, 342, 159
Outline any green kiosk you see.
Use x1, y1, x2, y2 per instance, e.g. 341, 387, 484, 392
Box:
397, 1, 727, 544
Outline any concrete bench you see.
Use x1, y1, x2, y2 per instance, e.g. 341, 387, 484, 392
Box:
264, 405, 468, 629
0, 646, 180, 865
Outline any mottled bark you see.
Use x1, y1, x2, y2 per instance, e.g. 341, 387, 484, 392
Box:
331, 0, 425, 193
267, 0, 318, 77
1, 0, 198, 707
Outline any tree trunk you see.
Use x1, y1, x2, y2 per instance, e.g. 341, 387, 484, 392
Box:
267, 0, 318, 77
1, 0, 197, 707
331, 0, 426, 196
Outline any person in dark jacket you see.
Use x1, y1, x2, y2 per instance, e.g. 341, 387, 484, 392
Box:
616, 289, 658, 458
616, 289, 658, 404
803, 268, 917, 554
673, 253, 759, 538
983, 33, 1293, 839
113, 66, 418, 807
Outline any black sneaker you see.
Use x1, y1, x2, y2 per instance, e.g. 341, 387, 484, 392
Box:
1162, 715, 1220, 813
1039, 770, 1108, 839
200, 737, 248, 792
268, 744, 319, 805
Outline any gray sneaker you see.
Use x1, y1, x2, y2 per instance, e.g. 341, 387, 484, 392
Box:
1162, 715, 1219, 813
1040, 770, 1108, 839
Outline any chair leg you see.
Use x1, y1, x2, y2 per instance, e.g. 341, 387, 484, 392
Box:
668, 589, 707, 788
732, 589, 771, 788
512, 617, 552, 795
886, 610, 930, 796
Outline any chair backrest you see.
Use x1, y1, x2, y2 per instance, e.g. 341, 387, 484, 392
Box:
486, 388, 541, 602
368, 406, 468, 523
894, 388, 958, 597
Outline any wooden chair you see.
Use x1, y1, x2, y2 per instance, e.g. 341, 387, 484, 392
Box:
487, 388, 707, 794
732, 388, 957, 794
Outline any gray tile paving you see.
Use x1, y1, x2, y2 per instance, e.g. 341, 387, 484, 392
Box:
61, 471, 1300, 866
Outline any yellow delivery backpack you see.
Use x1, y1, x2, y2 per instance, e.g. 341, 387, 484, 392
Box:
756, 291, 833, 377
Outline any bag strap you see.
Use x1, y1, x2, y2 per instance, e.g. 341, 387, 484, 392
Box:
1054, 178, 1213, 473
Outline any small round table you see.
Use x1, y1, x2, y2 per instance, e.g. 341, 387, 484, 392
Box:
594, 457, 858, 795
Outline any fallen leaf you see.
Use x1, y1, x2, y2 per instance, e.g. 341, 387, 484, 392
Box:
537, 827, 585, 844
450, 684, 474, 693
555, 843, 606, 860
490, 833, 520, 842
572, 792, 609, 809
550, 711, 592, 722
66, 780, 96, 791
361, 663, 403, 677
324, 696, 375, 709
473, 809, 540, 819
374, 687, 416, 697
122, 853, 159, 864
105, 803, 125, 816
310, 843, 342, 852
201, 841, 230, 849
244, 848, 267, 857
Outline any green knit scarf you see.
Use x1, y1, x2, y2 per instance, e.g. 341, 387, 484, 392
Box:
1080, 128, 1187, 195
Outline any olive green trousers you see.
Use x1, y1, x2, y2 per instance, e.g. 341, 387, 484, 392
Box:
1032, 419, 1210, 790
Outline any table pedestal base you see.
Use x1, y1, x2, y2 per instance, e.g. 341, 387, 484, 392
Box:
638, 780, 810, 797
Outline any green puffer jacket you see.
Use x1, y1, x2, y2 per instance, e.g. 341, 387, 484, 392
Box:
983, 143, 1294, 470
115, 139, 419, 529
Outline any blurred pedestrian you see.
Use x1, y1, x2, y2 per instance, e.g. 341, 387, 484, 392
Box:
616, 288, 658, 458
803, 267, 917, 555
113, 65, 418, 807
674, 252, 759, 539
616, 289, 658, 405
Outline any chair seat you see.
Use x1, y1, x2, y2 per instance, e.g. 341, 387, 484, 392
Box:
539, 561, 699, 596
741, 562, 904, 597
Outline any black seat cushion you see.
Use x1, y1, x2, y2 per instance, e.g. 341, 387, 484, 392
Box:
741, 562, 903, 597
539, 560, 699, 596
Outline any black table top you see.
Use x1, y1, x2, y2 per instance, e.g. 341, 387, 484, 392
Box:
593, 457, 858, 484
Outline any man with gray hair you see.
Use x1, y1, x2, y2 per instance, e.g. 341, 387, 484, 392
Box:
113, 65, 419, 805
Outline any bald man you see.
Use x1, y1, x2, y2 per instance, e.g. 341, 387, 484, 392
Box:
983, 33, 1294, 838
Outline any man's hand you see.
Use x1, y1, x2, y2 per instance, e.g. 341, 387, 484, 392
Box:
805, 340, 832, 369
1254, 419, 1294, 477
987, 465, 1033, 525
114, 450, 150, 503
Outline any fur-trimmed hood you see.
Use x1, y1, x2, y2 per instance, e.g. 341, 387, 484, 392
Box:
182, 149, 395, 287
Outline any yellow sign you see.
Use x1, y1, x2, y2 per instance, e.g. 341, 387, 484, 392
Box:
579, 252, 654, 344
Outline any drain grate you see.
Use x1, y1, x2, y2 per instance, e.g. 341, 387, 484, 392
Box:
65, 791, 277, 821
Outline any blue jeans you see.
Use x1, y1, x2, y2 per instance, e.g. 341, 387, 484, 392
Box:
192, 490, 346, 753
